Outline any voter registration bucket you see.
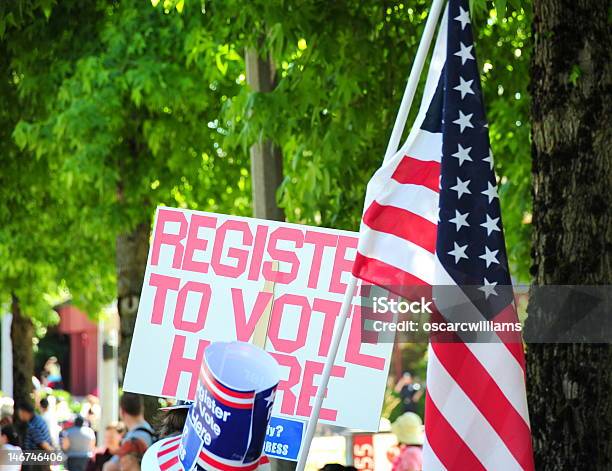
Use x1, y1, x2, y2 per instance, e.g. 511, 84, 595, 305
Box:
177, 341, 280, 471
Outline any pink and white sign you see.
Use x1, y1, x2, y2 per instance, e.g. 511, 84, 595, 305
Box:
124, 207, 393, 431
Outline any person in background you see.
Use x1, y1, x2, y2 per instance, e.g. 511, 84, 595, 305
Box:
31, 377, 43, 408
80, 395, 101, 433
139, 400, 190, 468
0, 398, 14, 427
15, 402, 53, 471
115, 438, 147, 471
390, 412, 424, 471
319, 465, 346, 471
42, 357, 63, 389
39, 397, 60, 448
86, 422, 125, 471
0, 425, 23, 471
102, 393, 155, 471
318, 465, 357, 471
157, 400, 192, 438
61, 415, 96, 471
55, 397, 72, 423
394, 372, 424, 414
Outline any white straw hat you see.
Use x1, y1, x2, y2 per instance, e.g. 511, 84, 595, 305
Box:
391, 412, 424, 445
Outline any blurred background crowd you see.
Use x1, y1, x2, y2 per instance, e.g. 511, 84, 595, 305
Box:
0, 356, 426, 471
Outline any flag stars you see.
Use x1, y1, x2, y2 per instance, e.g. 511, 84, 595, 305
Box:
448, 242, 469, 264
454, 76, 475, 99
454, 42, 474, 65
264, 390, 276, 407
479, 278, 498, 299
452, 144, 473, 166
481, 214, 500, 236
483, 148, 494, 170
479, 246, 499, 267
453, 110, 474, 133
449, 210, 470, 231
482, 181, 499, 203
454, 6, 471, 30
450, 177, 471, 199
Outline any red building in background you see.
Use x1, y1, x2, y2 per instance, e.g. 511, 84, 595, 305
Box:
56, 304, 98, 396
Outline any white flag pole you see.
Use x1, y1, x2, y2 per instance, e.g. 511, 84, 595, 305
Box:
295, 275, 357, 469
295, 0, 446, 469
384, 0, 447, 161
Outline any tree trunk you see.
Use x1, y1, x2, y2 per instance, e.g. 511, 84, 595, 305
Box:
246, 45, 289, 471
245, 46, 284, 222
116, 222, 158, 420
116, 222, 150, 377
526, 0, 612, 469
10, 294, 34, 407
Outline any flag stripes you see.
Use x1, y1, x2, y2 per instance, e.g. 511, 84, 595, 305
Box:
427, 346, 524, 470
432, 343, 533, 468
424, 392, 486, 470
357, 227, 437, 285
392, 156, 442, 192
363, 201, 437, 253
353, 253, 429, 293
374, 180, 439, 223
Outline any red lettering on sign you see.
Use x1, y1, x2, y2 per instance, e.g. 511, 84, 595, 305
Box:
151, 209, 188, 269
312, 298, 342, 357
231, 288, 274, 341
304, 231, 338, 289
173, 282, 211, 333
296, 360, 346, 421
247, 225, 269, 281
268, 294, 311, 354
149, 273, 180, 325
345, 304, 385, 370
330, 236, 357, 294
270, 352, 301, 415
162, 335, 209, 399
263, 228, 304, 284
211, 220, 253, 278
182, 214, 217, 273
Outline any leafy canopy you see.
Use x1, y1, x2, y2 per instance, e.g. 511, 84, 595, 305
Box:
2, 0, 251, 319
0, 0, 533, 325
166, 0, 532, 279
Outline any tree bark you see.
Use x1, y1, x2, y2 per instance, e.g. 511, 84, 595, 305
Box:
245, 47, 285, 222
116, 221, 159, 420
10, 294, 34, 407
526, 0, 612, 469
116, 222, 150, 377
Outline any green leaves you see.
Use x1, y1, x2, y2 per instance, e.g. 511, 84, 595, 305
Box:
0, 0, 535, 326
207, 0, 533, 279
215, 45, 241, 75
471, 0, 525, 19
496, 0, 507, 18
1, 0, 249, 322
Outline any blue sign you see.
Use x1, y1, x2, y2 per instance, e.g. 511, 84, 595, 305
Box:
262, 417, 304, 461
179, 415, 203, 471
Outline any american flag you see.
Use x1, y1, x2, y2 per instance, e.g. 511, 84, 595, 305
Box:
352, 0, 534, 469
